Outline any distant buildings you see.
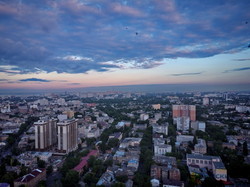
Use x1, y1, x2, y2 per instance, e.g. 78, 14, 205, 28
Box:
152, 104, 161, 110
176, 117, 190, 131
191, 121, 206, 133
176, 135, 194, 144
57, 119, 78, 153
202, 97, 209, 105
140, 113, 149, 121
34, 119, 57, 151
152, 123, 168, 135
172, 105, 196, 121
173, 105, 196, 131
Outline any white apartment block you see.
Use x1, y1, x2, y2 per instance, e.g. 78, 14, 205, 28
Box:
34, 119, 57, 151
176, 117, 190, 131
57, 119, 78, 153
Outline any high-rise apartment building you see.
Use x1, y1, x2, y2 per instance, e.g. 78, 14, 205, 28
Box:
57, 119, 78, 153
172, 105, 196, 121
34, 119, 57, 151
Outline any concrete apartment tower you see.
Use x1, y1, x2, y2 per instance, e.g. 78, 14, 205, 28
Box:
34, 119, 57, 151
57, 119, 78, 153
172, 105, 196, 121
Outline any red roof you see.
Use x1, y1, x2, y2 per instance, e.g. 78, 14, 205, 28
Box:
222, 181, 234, 185
73, 150, 98, 172
15, 168, 45, 183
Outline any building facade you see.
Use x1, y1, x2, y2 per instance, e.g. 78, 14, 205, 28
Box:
172, 105, 196, 121
34, 119, 57, 151
57, 119, 78, 153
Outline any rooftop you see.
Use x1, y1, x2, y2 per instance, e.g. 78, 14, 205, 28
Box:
73, 150, 98, 172
15, 168, 45, 183
213, 161, 226, 169
187, 154, 219, 160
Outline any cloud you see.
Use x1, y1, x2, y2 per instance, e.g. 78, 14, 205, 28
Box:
0, 0, 250, 75
171, 72, 204, 76
233, 58, 250, 61
19, 78, 51, 82
223, 67, 250, 73
68, 83, 81, 85
0, 79, 8, 81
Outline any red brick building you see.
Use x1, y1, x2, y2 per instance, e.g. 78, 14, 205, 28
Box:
172, 105, 196, 121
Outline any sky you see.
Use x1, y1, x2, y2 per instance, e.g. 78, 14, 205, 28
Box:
0, 0, 250, 92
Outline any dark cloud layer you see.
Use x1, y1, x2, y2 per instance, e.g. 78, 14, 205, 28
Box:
19, 78, 51, 82
0, 0, 250, 74
223, 67, 250, 73
171, 72, 204, 76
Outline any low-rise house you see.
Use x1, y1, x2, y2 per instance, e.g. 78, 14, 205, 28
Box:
119, 138, 142, 149
14, 168, 46, 187
151, 165, 162, 180
152, 123, 168, 135
169, 168, 181, 181
151, 178, 160, 187
193, 139, 207, 154
153, 155, 176, 167
187, 154, 227, 182
127, 158, 139, 170
176, 135, 194, 144
113, 150, 126, 163
109, 132, 123, 141
0, 183, 10, 187
222, 142, 236, 150
133, 124, 147, 131
212, 162, 227, 182
162, 180, 184, 187
154, 144, 172, 156
96, 170, 115, 186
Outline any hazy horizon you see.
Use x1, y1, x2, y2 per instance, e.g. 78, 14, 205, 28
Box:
1, 83, 250, 96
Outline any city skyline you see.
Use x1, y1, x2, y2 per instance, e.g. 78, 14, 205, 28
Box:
0, 0, 250, 91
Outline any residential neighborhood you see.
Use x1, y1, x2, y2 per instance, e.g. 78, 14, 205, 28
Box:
0, 91, 250, 187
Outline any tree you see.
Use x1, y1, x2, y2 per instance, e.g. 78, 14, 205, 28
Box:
46, 165, 53, 175
107, 138, 119, 148
0, 171, 17, 185
19, 165, 29, 177
62, 170, 79, 187
37, 159, 46, 168
86, 137, 96, 147
193, 136, 197, 145
38, 180, 47, 187
202, 177, 224, 187
116, 175, 128, 183
0, 163, 6, 177
83, 172, 95, 185
112, 182, 125, 187
243, 141, 248, 156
